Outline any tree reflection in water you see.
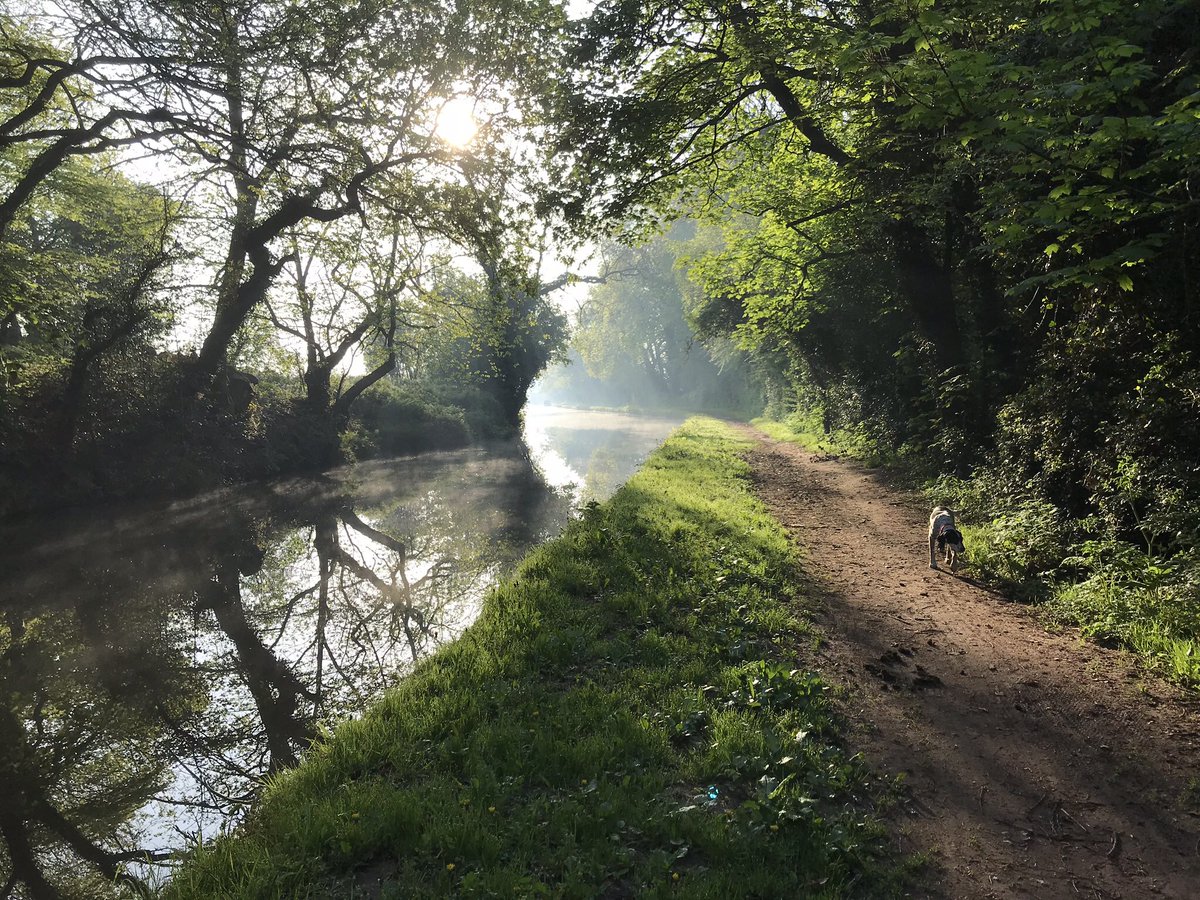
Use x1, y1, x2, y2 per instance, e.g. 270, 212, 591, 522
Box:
0, 408, 682, 898
0, 445, 574, 898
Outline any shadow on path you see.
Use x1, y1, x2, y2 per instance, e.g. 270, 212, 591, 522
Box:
741, 429, 1200, 900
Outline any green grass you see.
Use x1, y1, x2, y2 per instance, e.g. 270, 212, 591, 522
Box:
752, 417, 854, 456
752, 413, 907, 471
1040, 549, 1200, 688
164, 418, 894, 899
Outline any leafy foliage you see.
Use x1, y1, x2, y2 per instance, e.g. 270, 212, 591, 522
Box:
1047, 544, 1200, 686
0, 1, 577, 512
550, 0, 1199, 466
541, 0, 1200, 682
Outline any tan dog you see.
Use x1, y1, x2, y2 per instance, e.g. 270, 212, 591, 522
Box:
929, 506, 965, 571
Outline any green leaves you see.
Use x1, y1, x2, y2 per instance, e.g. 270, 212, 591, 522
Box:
0, 154, 172, 396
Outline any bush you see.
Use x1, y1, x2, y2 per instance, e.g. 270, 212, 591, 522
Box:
346, 381, 470, 458
1046, 544, 1200, 687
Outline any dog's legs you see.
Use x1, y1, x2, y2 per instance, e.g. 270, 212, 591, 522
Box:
929, 535, 939, 569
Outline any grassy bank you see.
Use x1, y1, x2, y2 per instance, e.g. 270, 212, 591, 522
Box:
759, 416, 1200, 691
165, 418, 893, 899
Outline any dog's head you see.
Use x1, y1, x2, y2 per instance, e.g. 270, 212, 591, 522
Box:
939, 527, 965, 554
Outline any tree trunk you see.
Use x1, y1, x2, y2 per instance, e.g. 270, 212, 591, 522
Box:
305, 363, 333, 410
0, 707, 61, 900
199, 561, 315, 772
195, 240, 284, 382
887, 219, 966, 374
331, 352, 395, 419
0, 802, 60, 900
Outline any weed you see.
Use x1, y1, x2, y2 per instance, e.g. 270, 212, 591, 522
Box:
1180, 777, 1200, 813
1041, 545, 1200, 687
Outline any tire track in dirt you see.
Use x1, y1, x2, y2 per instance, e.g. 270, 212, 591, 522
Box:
739, 427, 1200, 899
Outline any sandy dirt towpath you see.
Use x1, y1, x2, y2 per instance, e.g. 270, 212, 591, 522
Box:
739, 427, 1200, 900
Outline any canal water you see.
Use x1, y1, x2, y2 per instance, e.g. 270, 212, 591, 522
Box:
0, 406, 683, 895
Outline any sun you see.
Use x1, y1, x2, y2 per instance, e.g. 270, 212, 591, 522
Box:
434, 97, 478, 148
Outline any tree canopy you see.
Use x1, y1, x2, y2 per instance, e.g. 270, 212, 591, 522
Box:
548, 0, 1199, 532
0, 0, 579, 511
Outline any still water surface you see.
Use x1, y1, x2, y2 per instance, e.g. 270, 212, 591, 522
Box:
0, 406, 682, 895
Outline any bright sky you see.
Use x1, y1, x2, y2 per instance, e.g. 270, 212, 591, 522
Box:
28, 0, 604, 362
434, 97, 479, 148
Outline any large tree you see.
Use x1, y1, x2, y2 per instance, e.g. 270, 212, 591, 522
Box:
0, 154, 175, 440
85, 0, 554, 381
4, 0, 566, 385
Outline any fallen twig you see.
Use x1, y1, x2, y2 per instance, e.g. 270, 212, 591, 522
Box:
1056, 802, 1089, 832
1106, 830, 1120, 859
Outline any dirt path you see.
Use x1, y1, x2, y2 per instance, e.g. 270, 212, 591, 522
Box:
739, 428, 1200, 900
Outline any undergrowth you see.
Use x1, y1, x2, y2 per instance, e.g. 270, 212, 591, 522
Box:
1042, 545, 1200, 686
164, 418, 897, 899
932, 474, 1200, 689
751, 412, 925, 477
760, 414, 1200, 691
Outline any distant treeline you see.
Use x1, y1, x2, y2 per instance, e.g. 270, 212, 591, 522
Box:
533, 225, 763, 417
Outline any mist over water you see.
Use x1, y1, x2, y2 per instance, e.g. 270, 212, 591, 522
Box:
0, 405, 681, 893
